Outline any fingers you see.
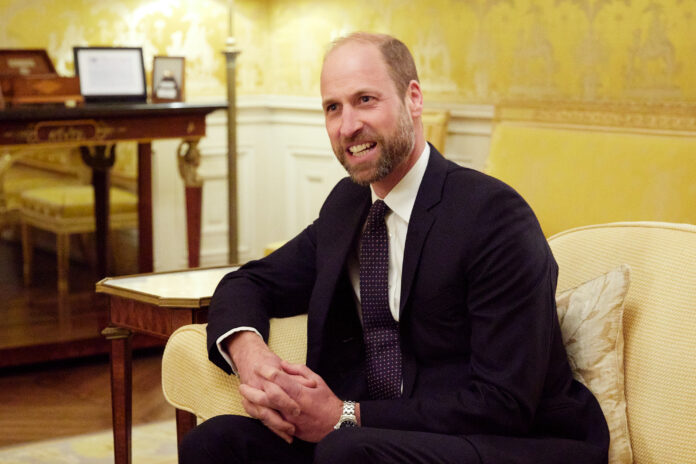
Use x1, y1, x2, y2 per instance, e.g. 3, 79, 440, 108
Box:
239, 382, 300, 416
240, 394, 295, 444
289, 373, 317, 388
257, 365, 308, 400
281, 361, 319, 387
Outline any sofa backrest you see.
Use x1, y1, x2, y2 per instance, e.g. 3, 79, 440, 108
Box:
486, 103, 696, 237
549, 222, 696, 464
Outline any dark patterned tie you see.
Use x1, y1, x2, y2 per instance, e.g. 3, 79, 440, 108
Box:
359, 199, 402, 399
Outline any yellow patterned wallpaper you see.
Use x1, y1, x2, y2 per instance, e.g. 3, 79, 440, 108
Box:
1, 0, 694, 103
262, 0, 696, 103
0, 0, 232, 98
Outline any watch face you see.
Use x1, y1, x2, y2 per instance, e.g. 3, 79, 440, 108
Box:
340, 419, 357, 428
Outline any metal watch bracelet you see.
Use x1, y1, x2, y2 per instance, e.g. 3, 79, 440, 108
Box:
334, 400, 358, 429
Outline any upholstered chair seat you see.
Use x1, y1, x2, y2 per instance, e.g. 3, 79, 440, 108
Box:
20, 184, 138, 296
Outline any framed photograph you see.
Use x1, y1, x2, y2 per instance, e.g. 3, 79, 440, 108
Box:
152, 56, 185, 103
73, 47, 147, 103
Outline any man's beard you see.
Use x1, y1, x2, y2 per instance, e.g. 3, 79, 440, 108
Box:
332, 106, 415, 186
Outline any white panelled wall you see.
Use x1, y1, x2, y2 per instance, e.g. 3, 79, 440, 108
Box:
152, 96, 494, 271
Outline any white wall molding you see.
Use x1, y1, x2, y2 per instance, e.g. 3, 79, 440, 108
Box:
152, 96, 495, 270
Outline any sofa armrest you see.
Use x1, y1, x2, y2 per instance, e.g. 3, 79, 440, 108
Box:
162, 315, 308, 422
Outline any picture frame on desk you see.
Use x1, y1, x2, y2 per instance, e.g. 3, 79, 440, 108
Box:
74, 46, 147, 103
151, 56, 185, 103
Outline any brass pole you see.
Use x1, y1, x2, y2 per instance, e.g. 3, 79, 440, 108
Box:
224, 2, 240, 264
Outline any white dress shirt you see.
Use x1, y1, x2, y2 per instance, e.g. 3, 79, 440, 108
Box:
216, 144, 431, 370
348, 143, 430, 322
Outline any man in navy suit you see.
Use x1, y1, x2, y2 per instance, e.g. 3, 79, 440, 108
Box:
180, 32, 609, 464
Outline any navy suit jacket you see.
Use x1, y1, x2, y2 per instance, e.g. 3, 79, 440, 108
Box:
207, 146, 609, 463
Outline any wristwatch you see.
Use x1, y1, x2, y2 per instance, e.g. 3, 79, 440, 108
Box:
334, 400, 358, 429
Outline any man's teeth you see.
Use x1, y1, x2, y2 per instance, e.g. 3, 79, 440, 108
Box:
349, 143, 374, 155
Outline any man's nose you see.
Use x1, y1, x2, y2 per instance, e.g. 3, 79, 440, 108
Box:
339, 108, 363, 139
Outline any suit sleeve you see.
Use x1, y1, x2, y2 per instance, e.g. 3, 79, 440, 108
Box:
206, 222, 318, 374
360, 184, 560, 436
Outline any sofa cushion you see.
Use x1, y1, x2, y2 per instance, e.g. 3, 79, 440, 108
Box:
556, 264, 632, 464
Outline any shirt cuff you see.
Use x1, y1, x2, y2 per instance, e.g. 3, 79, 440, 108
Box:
216, 327, 263, 374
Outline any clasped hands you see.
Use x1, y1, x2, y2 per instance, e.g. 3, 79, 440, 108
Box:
229, 331, 345, 443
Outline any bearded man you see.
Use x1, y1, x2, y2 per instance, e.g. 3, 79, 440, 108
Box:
180, 32, 609, 464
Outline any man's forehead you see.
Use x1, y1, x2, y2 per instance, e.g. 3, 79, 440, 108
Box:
324, 41, 386, 72
320, 41, 392, 95
325, 39, 380, 60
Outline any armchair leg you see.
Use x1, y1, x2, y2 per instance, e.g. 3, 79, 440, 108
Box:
176, 409, 197, 446
21, 221, 33, 286
56, 232, 70, 297
77, 232, 94, 269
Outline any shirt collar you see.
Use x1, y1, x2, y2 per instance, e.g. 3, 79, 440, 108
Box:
371, 143, 430, 224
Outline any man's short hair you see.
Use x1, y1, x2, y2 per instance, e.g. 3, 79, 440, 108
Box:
327, 32, 419, 98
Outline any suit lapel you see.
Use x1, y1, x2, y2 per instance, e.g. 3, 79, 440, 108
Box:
399, 146, 449, 397
320, 190, 370, 286
399, 146, 448, 316
306, 182, 370, 369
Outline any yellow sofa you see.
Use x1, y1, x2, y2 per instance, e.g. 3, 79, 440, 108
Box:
162, 103, 696, 463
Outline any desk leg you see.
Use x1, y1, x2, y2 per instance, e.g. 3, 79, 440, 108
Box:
137, 142, 154, 273
177, 140, 203, 268
81, 145, 116, 279
103, 327, 133, 464
184, 186, 202, 268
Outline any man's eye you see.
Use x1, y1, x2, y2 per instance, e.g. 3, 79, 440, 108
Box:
326, 104, 337, 113
360, 96, 372, 103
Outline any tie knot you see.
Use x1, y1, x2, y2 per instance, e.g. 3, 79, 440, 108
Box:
367, 199, 388, 225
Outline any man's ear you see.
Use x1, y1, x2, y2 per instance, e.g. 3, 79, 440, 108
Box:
405, 80, 423, 118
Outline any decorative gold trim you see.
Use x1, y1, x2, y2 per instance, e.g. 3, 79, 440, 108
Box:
176, 139, 203, 187
101, 326, 132, 340
5, 119, 118, 144
495, 100, 696, 134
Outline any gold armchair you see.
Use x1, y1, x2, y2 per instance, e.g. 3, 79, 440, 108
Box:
421, 110, 449, 154
0, 148, 86, 232
16, 143, 138, 296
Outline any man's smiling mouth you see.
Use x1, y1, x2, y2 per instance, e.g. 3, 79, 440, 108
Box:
348, 142, 377, 156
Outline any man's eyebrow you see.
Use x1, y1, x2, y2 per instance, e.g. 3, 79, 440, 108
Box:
322, 88, 383, 107
354, 87, 382, 96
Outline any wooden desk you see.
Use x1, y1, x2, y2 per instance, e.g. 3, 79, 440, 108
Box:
0, 102, 227, 276
96, 266, 237, 464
